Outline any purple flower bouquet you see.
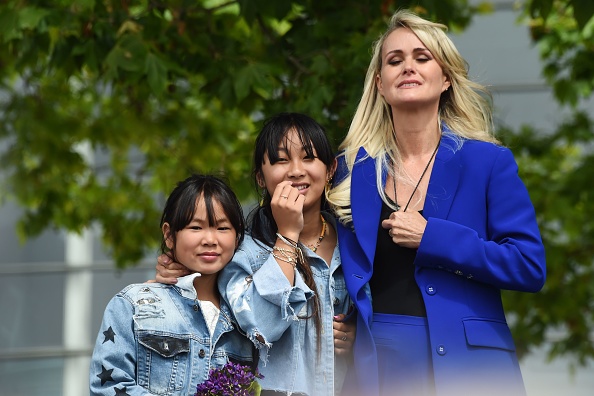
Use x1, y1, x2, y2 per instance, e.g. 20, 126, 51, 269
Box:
195, 361, 264, 396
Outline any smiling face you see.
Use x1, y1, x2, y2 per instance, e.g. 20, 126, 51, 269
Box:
257, 128, 331, 213
162, 195, 237, 277
376, 27, 450, 110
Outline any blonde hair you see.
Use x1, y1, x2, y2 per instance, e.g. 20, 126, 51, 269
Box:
327, 9, 499, 224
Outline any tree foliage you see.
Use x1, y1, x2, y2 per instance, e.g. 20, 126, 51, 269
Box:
0, 0, 474, 265
526, 0, 594, 105
499, 0, 594, 367
499, 112, 594, 368
1, 0, 593, 366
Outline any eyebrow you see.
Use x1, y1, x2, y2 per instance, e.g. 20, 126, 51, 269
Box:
276, 145, 307, 154
385, 47, 430, 56
190, 216, 230, 225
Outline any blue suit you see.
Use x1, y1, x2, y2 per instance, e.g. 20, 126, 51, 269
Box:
336, 133, 546, 396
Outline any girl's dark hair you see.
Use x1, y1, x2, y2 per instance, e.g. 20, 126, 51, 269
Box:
252, 112, 335, 222
248, 112, 334, 353
160, 174, 245, 261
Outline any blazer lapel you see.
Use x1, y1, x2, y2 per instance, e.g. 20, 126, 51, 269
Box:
351, 147, 383, 272
424, 133, 461, 220
349, 136, 461, 268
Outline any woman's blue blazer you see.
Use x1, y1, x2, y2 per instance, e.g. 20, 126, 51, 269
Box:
335, 133, 546, 396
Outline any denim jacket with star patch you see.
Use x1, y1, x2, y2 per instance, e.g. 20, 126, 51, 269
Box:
219, 220, 354, 396
90, 274, 254, 396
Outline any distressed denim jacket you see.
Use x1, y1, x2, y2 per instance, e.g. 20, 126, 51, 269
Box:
90, 274, 254, 396
219, 216, 353, 396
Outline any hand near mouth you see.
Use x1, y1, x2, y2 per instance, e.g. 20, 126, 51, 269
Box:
271, 180, 305, 241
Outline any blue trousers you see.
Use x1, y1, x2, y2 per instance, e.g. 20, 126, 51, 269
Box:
371, 313, 435, 396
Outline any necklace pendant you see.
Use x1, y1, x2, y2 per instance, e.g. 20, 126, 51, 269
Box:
303, 215, 327, 254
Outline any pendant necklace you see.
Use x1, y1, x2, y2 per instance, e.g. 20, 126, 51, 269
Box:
393, 140, 440, 212
302, 215, 327, 253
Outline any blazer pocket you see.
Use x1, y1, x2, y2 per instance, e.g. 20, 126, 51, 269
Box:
462, 318, 516, 351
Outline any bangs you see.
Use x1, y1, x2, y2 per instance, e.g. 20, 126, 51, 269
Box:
265, 126, 317, 164
255, 113, 335, 168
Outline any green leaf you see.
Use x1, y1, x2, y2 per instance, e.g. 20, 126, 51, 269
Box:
71, 0, 96, 10
145, 53, 168, 95
238, 0, 293, 23
234, 63, 273, 101
0, 9, 21, 41
571, 0, 594, 31
105, 34, 148, 73
529, 0, 553, 19
18, 7, 49, 30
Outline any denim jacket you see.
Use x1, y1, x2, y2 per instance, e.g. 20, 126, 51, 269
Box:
90, 274, 254, 396
219, 216, 353, 396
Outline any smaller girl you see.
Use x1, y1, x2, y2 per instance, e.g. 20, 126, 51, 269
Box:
90, 174, 255, 396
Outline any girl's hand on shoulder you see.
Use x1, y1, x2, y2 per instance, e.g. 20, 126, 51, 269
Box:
333, 314, 356, 357
271, 180, 305, 241
152, 254, 190, 284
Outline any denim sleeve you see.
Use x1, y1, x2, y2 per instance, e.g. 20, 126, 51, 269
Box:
89, 293, 153, 396
219, 243, 314, 357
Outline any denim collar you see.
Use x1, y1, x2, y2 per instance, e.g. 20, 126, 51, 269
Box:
175, 273, 202, 299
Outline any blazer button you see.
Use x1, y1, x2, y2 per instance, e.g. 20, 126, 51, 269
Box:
333, 297, 340, 306
425, 285, 436, 295
199, 349, 206, 358
436, 345, 446, 355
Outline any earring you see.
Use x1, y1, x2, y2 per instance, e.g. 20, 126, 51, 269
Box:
259, 188, 268, 207
324, 175, 333, 196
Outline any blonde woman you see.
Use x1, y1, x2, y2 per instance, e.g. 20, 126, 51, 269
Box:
327, 9, 545, 396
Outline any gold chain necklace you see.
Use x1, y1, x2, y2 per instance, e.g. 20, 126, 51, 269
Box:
393, 140, 440, 212
301, 215, 327, 253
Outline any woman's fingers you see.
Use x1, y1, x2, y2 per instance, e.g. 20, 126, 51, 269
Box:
333, 314, 356, 356
271, 181, 304, 240
155, 254, 189, 284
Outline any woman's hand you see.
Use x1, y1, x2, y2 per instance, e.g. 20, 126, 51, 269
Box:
152, 254, 191, 284
333, 314, 356, 357
381, 210, 427, 249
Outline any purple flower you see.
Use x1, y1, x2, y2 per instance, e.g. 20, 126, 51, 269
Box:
196, 361, 264, 396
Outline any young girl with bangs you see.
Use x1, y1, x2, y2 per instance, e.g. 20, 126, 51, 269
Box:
91, 174, 255, 395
